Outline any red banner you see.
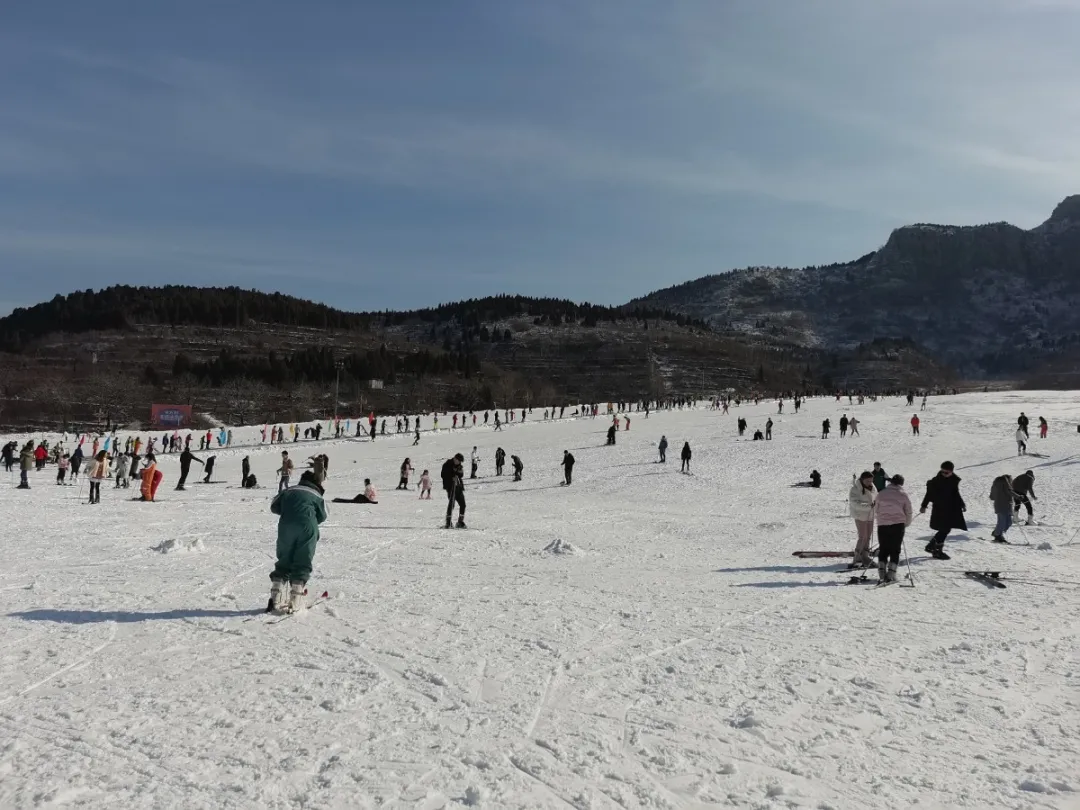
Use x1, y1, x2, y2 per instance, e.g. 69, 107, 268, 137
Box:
151, 404, 193, 428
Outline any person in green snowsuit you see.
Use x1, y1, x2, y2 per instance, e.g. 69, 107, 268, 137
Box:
268, 471, 328, 611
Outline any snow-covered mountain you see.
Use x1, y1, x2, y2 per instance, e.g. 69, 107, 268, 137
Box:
629, 196, 1080, 375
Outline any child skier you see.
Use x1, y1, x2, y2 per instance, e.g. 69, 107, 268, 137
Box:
419, 469, 432, 499
1015, 427, 1027, 456
268, 471, 328, 613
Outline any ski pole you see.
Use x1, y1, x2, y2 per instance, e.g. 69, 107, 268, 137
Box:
902, 535, 916, 587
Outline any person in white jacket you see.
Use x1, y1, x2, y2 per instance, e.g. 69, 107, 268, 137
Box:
849, 471, 877, 567
1015, 428, 1027, 456
875, 475, 913, 583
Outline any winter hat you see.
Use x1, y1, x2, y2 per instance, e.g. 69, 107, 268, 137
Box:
940, 461, 954, 471
889, 474, 905, 486
454, 453, 464, 461
1026, 470, 1034, 478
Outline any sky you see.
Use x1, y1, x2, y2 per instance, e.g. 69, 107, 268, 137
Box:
2, 0, 1079, 317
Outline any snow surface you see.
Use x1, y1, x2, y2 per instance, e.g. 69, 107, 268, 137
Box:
3, 392, 1080, 809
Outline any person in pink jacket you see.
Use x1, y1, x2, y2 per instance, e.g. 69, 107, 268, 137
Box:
875, 474, 913, 583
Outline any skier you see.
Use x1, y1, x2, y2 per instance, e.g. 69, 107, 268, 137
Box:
680, 441, 692, 473
470, 447, 480, 479
334, 479, 378, 504
1017, 412, 1029, 438
562, 451, 575, 485
1011, 470, 1037, 525
70, 445, 83, 483
202, 456, 217, 483
511, 454, 523, 482
139, 454, 163, 502
441, 453, 466, 528
989, 474, 1017, 543
737, 417, 747, 437
839, 414, 849, 438
606, 424, 617, 445
821, 419, 830, 439
17, 441, 33, 488
919, 461, 966, 559
57, 452, 70, 485
176, 447, 203, 490
495, 447, 506, 476
242, 456, 251, 488
307, 454, 327, 486
910, 414, 920, 436
277, 451, 294, 493
268, 471, 328, 613
418, 469, 432, 499
849, 416, 860, 437
658, 435, 668, 463
765, 418, 773, 440
875, 475, 913, 583
398, 458, 414, 490
115, 452, 130, 488
871, 462, 888, 492
1015, 427, 1027, 456
849, 471, 877, 567
1038, 416, 1048, 439
87, 451, 109, 504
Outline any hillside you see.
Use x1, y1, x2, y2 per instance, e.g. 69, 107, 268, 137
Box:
630, 195, 1080, 374
0, 288, 949, 430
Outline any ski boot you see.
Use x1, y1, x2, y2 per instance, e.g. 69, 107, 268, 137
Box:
267, 580, 288, 613
877, 561, 887, 584
991, 535, 1009, 544
287, 582, 307, 614
886, 563, 897, 583
1024, 516, 1036, 526
445, 517, 453, 529
456, 518, 467, 529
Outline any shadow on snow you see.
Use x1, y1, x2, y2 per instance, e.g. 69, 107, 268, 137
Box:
10, 608, 265, 624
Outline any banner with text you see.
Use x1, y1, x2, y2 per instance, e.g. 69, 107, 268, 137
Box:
150, 404, 193, 428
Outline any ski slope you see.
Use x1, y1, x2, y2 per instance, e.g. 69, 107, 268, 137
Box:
2, 392, 1079, 809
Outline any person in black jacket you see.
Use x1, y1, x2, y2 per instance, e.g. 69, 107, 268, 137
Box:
606, 425, 617, 445
1017, 412, 1030, 438
680, 441, 692, 473
511, 454, 523, 482
821, 419, 831, 439
441, 453, 466, 528
241, 456, 251, 488
1011, 469, 1037, 524
919, 460, 966, 559
495, 447, 506, 476
561, 451, 574, 485
176, 448, 203, 490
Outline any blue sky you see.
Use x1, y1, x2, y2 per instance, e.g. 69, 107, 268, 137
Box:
2, 0, 1078, 316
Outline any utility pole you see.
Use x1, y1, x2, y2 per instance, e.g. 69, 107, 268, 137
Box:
334, 360, 344, 421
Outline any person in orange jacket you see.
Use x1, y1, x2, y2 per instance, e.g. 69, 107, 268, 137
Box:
140, 454, 163, 501
910, 414, 920, 436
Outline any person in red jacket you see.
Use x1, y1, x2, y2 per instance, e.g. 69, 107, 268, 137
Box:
910, 414, 920, 436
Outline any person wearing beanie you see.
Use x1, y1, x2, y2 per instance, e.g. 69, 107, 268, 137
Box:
268, 470, 328, 613
919, 461, 966, 560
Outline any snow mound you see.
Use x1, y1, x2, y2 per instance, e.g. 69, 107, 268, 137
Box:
152, 537, 206, 554
1037, 542, 1053, 551
542, 538, 581, 555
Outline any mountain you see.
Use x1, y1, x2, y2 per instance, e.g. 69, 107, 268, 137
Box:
629, 196, 1080, 374
0, 286, 949, 430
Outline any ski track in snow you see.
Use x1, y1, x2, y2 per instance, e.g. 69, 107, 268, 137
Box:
3, 392, 1080, 808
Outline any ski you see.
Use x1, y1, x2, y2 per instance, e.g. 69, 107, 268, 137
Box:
964, 571, 1006, 589
263, 591, 331, 623
792, 551, 850, 558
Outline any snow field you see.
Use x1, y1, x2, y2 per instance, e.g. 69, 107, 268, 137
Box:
2, 392, 1079, 809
